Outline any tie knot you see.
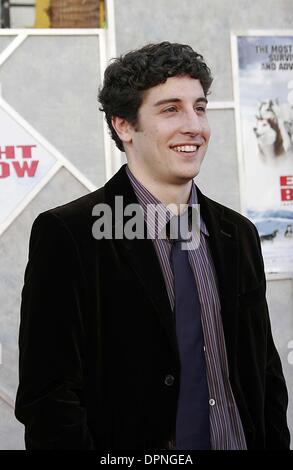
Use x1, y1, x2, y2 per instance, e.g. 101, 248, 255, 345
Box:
168, 211, 192, 243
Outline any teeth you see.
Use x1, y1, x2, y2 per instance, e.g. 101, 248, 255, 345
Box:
173, 145, 198, 152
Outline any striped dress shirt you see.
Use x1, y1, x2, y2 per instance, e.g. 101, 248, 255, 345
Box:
126, 166, 247, 450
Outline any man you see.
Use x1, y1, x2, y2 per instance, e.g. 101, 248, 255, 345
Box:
15, 42, 290, 450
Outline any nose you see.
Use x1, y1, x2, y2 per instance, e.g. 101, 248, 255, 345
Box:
180, 108, 207, 136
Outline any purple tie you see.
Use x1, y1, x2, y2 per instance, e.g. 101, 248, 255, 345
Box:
170, 214, 211, 450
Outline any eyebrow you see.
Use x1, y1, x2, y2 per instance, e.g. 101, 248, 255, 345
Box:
153, 97, 208, 107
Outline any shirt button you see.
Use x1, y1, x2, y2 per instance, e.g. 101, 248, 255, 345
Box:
164, 374, 175, 386
203, 346, 206, 352
209, 398, 216, 406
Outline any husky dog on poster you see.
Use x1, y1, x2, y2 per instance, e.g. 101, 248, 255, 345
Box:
236, 35, 293, 273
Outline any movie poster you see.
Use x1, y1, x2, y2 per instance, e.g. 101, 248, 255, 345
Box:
236, 35, 293, 273
0, 104, 57, 232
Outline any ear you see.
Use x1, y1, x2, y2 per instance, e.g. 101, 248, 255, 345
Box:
111, 116, 133, 145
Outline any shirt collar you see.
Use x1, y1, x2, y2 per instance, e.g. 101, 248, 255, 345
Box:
126, 165, 209, 238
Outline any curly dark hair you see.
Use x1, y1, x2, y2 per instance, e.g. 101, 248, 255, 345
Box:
98, 42, 213, 152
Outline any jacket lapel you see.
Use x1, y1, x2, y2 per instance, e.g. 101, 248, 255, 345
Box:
103, 166, 241, 371
104, 166, 179, 364
197, 188, 240, 377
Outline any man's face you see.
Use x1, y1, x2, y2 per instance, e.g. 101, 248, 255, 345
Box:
126, 75, 210, 186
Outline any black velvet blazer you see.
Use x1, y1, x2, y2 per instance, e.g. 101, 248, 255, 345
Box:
15, 164, 290, 450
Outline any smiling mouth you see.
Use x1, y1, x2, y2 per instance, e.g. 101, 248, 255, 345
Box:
171, 145, 199, 154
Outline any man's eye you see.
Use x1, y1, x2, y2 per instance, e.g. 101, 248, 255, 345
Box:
163, 106, 177, 113
195, 107, 206, 114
